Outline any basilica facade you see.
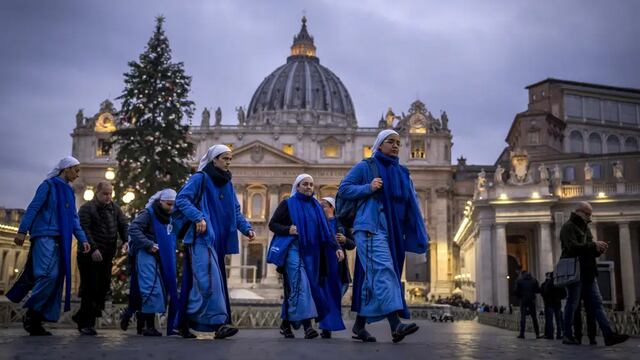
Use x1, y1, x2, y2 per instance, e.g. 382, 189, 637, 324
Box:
68, 18, 464, 301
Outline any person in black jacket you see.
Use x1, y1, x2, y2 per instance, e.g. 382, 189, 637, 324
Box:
514, 270, 541, 339
560, 202, 628, 346
72, 181, 129, 335
319, 197, 355, 339
540, 271, 566, 340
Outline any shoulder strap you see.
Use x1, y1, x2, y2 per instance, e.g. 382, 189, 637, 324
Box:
365, 157, 379, 179
194, 171, 207, 208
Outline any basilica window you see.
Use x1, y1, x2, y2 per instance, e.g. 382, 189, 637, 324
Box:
625, 137, 639, 152
584, 97, 600, 122
591, 163, 602, 180
247, 185, 266, 220
321, 140, 341, 159
606, 135, 620, 153
563, 166, 576, 182
282, 144, 295, 155
528, 131, 540, 145
603, 101, 618, 123
588, 133, 602, 154
96, 139, 112, 158
363, 146, 372, 159
410, 139, 425, 159
569, 131, 583, 153
564, 95, 583, 118
620, 102, 637, 125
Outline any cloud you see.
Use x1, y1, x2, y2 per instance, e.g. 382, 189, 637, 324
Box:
1, 0, 639, 207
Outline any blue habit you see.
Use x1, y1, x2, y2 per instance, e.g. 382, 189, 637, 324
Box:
282, 192, 345, 331
174, 171, 252, 332
350, 152, 429, 322
7, 177, 87, 321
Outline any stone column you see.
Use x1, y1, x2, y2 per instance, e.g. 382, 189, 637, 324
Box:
494, 224, 508, 307
430, 187, 450, 295
476, 222, 494, 305
263, 185, 281, 285
228, 184, 244, 285
537, 222, 554, 282
618, 222, 636, 310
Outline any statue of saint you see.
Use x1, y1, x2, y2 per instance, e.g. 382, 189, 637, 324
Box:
552, 164, 562, 185
236, 106, 246, 126
385, 107, 396, 127
584, 162, 593, 182
378, 115, 387, 129
494, 164, 505, 186
76, 109, 84, 128
441, 110, 449, 130
215, 107, 222, 126
538, 163, 549, 183
476, 168, 487, 192
613, 162, 624, 181
201, 108, 210, 127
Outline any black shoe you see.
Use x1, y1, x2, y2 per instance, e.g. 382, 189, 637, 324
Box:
604, 333, 629, 347
544, 336, 554, 340
320, 329, 331, 339
214, 325, 239, 339
517, 335, 525, 339
304, 327, 318, 339
29, 327, 52, 336
79, 327, 97, 336
136, 313, 144, 335
352, 328, 376, 343
120, 312, 132, 331
589, 339, 597, 346
280, 324, 295, 339
180, 329, 197, 339
562, 336, 580, 345
143, 328, 162, 337
392, 323, 419, 343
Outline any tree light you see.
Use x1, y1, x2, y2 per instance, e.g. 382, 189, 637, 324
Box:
122, 191, 135, 204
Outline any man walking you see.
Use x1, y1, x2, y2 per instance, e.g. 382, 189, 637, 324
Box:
73, 181, 129, 335
540, 271, 565, 340
560, 201, 628, 346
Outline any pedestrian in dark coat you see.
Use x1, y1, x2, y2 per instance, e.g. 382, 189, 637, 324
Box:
540, 271, 566, 340
514, 270, 541, 339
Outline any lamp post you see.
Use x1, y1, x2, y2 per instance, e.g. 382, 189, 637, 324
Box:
83, 186, 95, 201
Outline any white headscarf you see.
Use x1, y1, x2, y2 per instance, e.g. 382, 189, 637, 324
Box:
321, 197, 336, 209
372, 129, 399, 154
46, 156, 80, 179
146, 188, 177, 208
197, 144, 232, 171
291, 173, 313, 196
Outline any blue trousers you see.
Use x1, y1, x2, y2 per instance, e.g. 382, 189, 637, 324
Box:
563, 279, 614, 339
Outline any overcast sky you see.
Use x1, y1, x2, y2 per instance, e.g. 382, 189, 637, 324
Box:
1, 0, 639, 208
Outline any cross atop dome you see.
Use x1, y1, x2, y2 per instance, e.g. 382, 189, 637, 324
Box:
290, 16, 316, 57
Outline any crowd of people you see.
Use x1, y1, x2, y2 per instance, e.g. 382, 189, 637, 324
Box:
7, 129, 429, 344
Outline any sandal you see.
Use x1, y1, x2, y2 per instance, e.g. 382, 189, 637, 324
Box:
392, 323, 419, 343
351, 328, 377, 342
214, 325, 239, 339
304, 327, 318, 339
280, 324, 295, 339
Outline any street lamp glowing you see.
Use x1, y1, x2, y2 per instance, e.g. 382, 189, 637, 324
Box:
597, 192, 606, 198
83, 186, 94, 201
499, 193, 508, 200
105, 167, 116, 180
531, 192, 540, 199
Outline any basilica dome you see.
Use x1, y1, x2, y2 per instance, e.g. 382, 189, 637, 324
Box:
246, 17, 357, 128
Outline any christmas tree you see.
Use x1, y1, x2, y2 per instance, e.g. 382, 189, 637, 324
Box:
113, 15, 195, 211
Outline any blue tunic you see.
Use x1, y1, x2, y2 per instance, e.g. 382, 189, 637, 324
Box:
7, 177, 88, 321
174, 171, 252, 332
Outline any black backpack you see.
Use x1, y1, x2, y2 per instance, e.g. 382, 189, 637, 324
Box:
335, 158, 379, 230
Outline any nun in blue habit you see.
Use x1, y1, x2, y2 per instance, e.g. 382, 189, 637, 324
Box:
338, 129, 429, 343
268, 174, 346, 339
174, 145, 256, 339
7, 156, 91, 336
127, 189, 179, 337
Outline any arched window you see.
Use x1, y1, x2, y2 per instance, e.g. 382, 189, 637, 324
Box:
588, 133, 602, 154
625, 137, 639, 152
606, 135, 620, 153
569, 131, 583, 153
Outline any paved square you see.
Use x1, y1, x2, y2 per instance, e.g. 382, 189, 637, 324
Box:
1, 320, 638, 360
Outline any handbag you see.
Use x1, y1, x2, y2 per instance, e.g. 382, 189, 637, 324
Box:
266, 234, 295, 267
554, 257, 580, 287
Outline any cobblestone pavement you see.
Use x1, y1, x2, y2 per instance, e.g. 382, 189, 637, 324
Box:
1, 320, 638, 360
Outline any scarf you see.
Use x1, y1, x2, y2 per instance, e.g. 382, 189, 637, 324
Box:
203, 162, 232, 187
